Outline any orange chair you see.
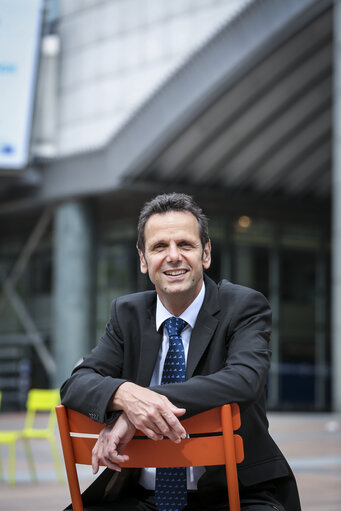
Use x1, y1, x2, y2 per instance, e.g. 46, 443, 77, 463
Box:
56, 403, 244, 511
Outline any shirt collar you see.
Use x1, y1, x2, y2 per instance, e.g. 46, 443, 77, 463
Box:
156, 281, 206, 331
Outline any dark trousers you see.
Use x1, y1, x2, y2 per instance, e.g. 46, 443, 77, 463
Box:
83, 482, 285, 511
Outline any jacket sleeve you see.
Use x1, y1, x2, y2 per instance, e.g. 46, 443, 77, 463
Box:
60, 299, 127, 424
150, 288, 272, 418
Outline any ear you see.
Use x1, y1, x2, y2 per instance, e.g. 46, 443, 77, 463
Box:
138, 248, 148, 274
202, 241, 211, 270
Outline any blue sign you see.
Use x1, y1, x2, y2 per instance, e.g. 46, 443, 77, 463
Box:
0, 0, 43, 169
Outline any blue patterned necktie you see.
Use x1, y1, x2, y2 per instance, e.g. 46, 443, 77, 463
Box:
155, 316, 187, 511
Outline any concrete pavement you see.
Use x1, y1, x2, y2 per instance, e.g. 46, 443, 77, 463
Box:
269, 412, 341, 511
0, 411, 340, 510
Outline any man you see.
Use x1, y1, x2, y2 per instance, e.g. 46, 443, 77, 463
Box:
61, 193, 301, 511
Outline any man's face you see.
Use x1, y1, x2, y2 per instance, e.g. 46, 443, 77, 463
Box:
138, 211, 211, 311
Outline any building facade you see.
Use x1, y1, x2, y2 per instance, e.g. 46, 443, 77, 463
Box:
0, 0, 338, 412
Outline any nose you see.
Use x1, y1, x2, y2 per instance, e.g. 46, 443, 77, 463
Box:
166, 242, 181, 261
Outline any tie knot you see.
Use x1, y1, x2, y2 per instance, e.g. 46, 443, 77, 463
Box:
164, 316, 187, 338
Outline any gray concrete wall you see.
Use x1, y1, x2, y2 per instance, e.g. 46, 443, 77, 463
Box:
55, 0, 252, 156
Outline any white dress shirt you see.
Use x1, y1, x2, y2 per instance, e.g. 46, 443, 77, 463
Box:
139, 282, 206, 490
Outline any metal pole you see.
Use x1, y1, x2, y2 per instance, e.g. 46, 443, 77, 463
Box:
332, 0, 341, 412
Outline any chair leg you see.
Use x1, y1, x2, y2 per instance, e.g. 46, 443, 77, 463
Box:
48, 437, 65, 482
8, 441, 16, 486
22, 438, 38, 482
0, 446, 4, 482
0, 445, 5, 483
221, 405, 241, 511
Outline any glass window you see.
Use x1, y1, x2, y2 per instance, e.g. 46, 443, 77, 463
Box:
279, 250, 316, 409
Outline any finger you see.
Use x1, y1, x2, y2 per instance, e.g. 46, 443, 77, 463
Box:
152, 414, 175, 436
143, 414, 184, 443
92, 440, 108, 473
106, 450, 130, 463
103, 453, 130, 470
161, 428, 184, 443
103, 456, 122, 472
172, 407, 186, 417
146, 411, 184, 441
92, 453, 99, 474
160, 412, 187, 441
127, 409, 166, 438
141, 426, 164, 441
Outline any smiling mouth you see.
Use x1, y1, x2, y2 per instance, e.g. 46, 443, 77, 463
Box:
164, 270, 188, 276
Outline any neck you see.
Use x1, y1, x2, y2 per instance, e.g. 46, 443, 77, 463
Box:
162, 301, 189, 317
159, 288, 202, 317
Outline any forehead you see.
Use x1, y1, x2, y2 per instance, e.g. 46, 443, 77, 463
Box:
144, 211, 200, 242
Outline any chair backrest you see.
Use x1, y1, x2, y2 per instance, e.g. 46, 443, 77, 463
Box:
56, 403, 244, 511
24, 389, 60, 431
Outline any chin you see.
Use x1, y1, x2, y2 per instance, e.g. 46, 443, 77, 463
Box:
164, 285, 185, 294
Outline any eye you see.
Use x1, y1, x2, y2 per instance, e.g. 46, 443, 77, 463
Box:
154, 243, 166, 251
179, 241, 192, 249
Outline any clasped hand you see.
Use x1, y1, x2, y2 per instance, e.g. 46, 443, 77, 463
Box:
92, 383, 186, 473
92, 412, 135, 474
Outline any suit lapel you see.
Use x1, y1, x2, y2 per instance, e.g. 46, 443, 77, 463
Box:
186, 276, 220, 378
136, 299, 163, 387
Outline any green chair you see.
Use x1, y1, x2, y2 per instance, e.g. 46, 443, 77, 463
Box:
0, 388, 64, 484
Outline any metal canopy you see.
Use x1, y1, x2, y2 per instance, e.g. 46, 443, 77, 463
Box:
0, 0, 333, 210
127, 2, 332, 200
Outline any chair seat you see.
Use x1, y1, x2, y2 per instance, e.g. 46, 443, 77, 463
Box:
0, 432, 20, 443
21, 429, 53, 439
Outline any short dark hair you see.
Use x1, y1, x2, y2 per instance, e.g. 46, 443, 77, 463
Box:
137, 193, 209, 253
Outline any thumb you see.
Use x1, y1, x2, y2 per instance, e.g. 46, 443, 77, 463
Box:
172, 406, 186, 417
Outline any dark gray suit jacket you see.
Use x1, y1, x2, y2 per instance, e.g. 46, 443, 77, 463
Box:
60, 276, 301, 510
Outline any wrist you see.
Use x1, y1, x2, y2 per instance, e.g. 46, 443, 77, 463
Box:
120, 411, 136, 432
111, 382, 136, 411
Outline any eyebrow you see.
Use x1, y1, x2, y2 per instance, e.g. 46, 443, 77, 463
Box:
149, 238, 197, 248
